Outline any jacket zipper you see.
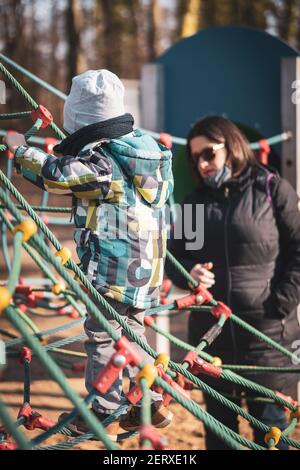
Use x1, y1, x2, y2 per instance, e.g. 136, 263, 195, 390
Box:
223, 186, 238, 396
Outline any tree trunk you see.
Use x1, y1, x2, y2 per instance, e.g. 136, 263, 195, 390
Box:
65, 0, 85, 88
177, 0, 201, 39
147, 0, 161, 61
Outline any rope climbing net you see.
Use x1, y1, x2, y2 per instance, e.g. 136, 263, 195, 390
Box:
0, 55, 299, 451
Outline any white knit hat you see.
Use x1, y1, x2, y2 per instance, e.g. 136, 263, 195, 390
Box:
63, 69, 125, 134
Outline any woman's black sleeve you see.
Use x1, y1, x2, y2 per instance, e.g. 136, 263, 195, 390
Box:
270, 177, 300, 317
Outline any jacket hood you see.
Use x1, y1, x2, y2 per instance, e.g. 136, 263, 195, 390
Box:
104, 129, 174, 208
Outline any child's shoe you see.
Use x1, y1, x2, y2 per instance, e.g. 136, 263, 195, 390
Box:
120, 401, 173, 432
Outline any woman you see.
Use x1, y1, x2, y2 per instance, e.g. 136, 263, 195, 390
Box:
166, 116, 300, 450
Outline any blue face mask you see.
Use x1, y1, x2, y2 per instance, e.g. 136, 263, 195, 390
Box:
203, 164, 232, 189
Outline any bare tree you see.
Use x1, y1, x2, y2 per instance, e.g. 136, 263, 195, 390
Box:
65, 0, 86, 88
147, 0, 161, 61
177, 0, 201, 39
271, 0, 298, 44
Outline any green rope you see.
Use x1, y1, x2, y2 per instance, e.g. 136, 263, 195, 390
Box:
0, 205, 72, 213
5, 317, 84, 348
0, 53, 67, 101
220, 365, 300, 373
0, 400, 31, 450
140, 378, 152, 448
140, 379, 152, 426
0, 60, 65, 140
0, 111, 32, 120
154, 375, 255, 450
146, 319, 300, 447
6, 231, 23, 294
2, 62, 298, 448
1, 187, 298, 416
13, 306, 40, 335
231, 313, 300, 365
0, 117, 43, 153
0, 196, 263, 449
4, 305, 119, 450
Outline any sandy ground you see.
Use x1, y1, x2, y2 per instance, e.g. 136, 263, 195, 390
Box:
1, 298, 300, 451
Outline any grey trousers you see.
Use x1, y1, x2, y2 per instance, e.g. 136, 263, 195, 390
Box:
84, 296, 162, 415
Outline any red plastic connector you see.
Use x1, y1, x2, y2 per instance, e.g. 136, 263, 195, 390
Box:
31, 105, 53, 128
160, 279, 173, 304
0, 442, 17, 450
144, 316, 155, 327
58, 306, 79, 318
71, 361, 86, 373
41, 214, 49, 225
139, 424, 166, 450
15, 285, 33, 296
58, 307, 67, 316
93, 336, 142, 393
18, 403, 56, 431
4, 130, 17, 159
193, 284, 214, 303
19, 347, 32, 365
175, 294, 199, 310
159, 133, 172, 149
4, 210, 13, 222
26, 293, 38, 308
153, 368, 190, 406
275, 391, 298, 412
18, 304, 28, 314
176, 284, 213, 310
183, 351, 222, 378
258, 139, 271, 165
211, 301, 232, 320
161, 279, 172, 294
43, 137, 58, 153
174, 371, 194, 391
126, 384, 143, 405
68, 307, 80, 319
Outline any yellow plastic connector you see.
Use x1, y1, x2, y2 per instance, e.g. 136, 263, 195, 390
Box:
55, 247, 72, 265
264, 427, 281, 446
52, 282, 66, 295
154, 353, 170, 372
290, 406, 300, 423
13, 219, 37, 242
0, 287, 12, 314
212, 356, 222, 367
136, 364, 158, 388
268, 447, 279, 451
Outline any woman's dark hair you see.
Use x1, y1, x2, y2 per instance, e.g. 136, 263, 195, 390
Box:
187, 115, 256, 183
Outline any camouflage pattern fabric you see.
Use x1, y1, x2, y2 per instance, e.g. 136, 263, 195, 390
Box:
14, 128, 174, 308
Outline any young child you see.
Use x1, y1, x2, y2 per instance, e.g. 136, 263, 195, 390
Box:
3, 69, 174, 440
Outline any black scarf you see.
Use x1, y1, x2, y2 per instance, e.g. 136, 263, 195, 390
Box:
53, 113, 134, 156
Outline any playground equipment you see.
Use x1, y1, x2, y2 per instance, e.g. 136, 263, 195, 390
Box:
141, 26, 300, 200
0, 54, 300, 451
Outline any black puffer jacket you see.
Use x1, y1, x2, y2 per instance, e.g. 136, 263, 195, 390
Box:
166, 163, 300, 390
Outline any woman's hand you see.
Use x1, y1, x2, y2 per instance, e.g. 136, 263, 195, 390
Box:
189, 262, 215, 289
2, 133, 26, 153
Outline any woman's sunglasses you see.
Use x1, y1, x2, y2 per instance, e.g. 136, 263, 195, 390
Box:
193, 142, 225, 163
